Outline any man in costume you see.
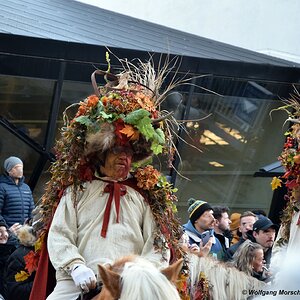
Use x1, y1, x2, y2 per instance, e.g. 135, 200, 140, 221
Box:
47, 147, 170, 299
29, 57, 186, 300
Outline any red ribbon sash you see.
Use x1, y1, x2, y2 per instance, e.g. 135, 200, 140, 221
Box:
101, 182, 127, 237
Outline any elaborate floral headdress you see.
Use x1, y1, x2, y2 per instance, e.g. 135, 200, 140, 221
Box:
271, 88, 300, 245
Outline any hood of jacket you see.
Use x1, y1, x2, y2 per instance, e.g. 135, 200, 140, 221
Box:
183, 220, 214, 240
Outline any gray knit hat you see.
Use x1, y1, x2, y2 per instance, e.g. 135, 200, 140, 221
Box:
4, 156, 23, 172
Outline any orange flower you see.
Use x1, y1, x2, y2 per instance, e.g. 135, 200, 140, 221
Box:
135, 165, 160, 190
86, 95, 99, 107
76, 105, 87, 116
101, 96, 108, 106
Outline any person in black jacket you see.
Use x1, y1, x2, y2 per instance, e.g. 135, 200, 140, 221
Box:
249, 217, 278, 267
4, 224, 37, 300
212, 205, 232, 260
0, 217, 18, 298
0, 156, 35, 233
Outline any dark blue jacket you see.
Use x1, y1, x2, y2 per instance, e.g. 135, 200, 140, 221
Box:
0, 175, 35, 227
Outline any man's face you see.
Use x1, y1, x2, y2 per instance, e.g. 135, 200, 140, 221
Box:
0, 226, 9, 244
194, 210, 215, 233
216, 212, 231, 233
239, 216, 256, 239
253, 227, 276, 249
8, 164, 23, 179
101, 146, 133, 180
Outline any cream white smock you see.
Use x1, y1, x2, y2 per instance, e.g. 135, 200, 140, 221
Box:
47, 179, 168, 283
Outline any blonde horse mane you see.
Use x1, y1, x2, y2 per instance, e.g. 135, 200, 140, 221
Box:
189, 255, 265, 300
95, 255, 182, 300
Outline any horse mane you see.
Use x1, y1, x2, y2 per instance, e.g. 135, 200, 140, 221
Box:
189, 255, 265, 300
120, 257, 180, 300
96, 255, 181, 300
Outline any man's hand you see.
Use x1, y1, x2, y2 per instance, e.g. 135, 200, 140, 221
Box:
71, 264, 97, 293
198, 237, 213, 257
189, 243, 200, 254
9, 223, 22, 235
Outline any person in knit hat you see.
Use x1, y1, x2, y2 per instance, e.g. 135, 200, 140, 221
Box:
0, 156, 35, 233
182, 198, 225, 260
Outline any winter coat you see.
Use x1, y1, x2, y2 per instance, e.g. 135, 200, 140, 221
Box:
0, 235, 19, 297
5, 245, 35, 300
0, 175, 35, 227
226, 237, 245, 260
4, 225, 36, 300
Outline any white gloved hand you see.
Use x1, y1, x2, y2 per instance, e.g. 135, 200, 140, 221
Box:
71, 264, 97, 292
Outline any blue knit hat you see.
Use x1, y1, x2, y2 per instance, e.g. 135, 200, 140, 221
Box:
188, 198, 212, 225
4, 156, 23, 172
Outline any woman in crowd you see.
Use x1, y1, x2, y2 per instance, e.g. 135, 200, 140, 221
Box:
230, 239, 268, 281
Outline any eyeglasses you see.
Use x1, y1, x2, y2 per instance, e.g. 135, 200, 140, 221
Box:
111, 146, 133, 156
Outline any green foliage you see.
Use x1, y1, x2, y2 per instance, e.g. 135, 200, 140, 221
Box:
124, 109, 150, 124
74, 116, 93, 126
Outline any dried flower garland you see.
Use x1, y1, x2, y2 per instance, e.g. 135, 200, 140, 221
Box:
271, 89, 300, 244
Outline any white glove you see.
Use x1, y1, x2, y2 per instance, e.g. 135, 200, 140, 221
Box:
71, 264, 97, 292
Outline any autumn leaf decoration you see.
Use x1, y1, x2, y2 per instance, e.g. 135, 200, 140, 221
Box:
119, 124, 140, 141
15, 250, 39, 282
24, 250, 39, 274
15, 234, 44, 282
271, 177, 282, 190
15, 270, 30, 282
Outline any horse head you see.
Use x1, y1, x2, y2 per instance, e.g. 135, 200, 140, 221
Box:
93, 255, 183, 300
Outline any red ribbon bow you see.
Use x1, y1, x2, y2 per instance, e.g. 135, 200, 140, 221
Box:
101, 182, 127, 238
